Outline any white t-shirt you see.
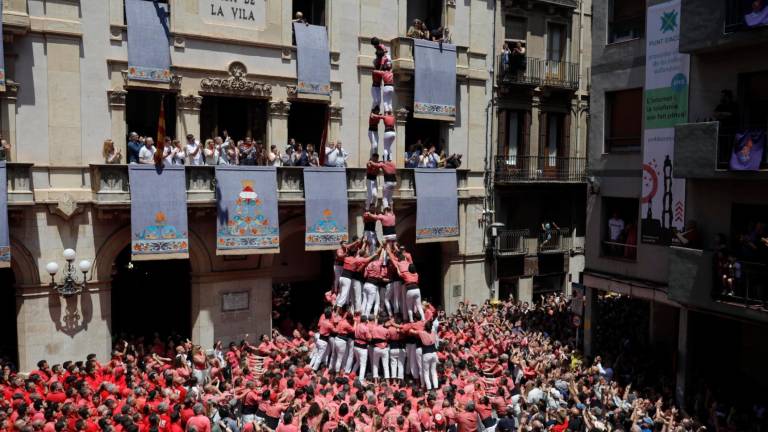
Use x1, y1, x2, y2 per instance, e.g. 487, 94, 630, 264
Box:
138, 146, 156, 164
608, 217, 625, 241
186, 142, 204, 165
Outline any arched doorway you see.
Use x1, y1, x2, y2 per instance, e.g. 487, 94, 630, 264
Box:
399, 225, 444, 308
0, 268, 17, 369
272, 226, 334, 334
111, 246, 191, 341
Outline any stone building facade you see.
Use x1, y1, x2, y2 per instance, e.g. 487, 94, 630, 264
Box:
0, 0, 498, 371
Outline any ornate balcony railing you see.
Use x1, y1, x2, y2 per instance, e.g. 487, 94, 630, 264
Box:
5, 163, 34, 204
494, 156, 586, 183
87, 165, 469, 206
538, 227, 571, 253
498, 55, 579, 90
496, 229, 529, 255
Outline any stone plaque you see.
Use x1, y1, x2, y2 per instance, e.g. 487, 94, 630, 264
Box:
222, 291, 250, 312
200, 0, 266, 28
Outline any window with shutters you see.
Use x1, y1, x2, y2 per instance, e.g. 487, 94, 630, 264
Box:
608, 0, 645, 44
498, 110, 530, 165
505, 16, 527, 46
605, 88, 643, 152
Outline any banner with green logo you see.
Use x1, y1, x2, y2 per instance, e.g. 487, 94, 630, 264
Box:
641, 0, 689, 245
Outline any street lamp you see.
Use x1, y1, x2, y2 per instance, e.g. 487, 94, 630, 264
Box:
46, 248, 92, 296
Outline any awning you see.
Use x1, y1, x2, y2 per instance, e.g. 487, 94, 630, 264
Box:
415, 168, 459, 243
413, 39, 457, 121
215, 166, 280, 255
303, 167, 348, 250
126, 0, 171, 82
129, 165, 188, 260
293, 23, 331, 98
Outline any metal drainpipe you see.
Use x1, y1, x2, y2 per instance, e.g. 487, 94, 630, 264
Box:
575, 0, 586, 157
484, 0, 499, 298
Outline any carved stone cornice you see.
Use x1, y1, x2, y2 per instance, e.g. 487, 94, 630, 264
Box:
329, 105, 343, 120
199, 61, 272, 97
177, 93, 203, 111
107, 89, 127, 108
286, 85, 298, 99
121, 70, 182, 89
48, 193, 83, 221
268, 100, 291, 117
395, 107, 409, 122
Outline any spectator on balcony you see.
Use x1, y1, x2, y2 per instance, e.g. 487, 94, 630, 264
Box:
607, 211, 625, 256
238, 138, 257, 166
292, 143, 309, 167
540, 221, 560, 248
325, 140, 349, 167
306, 143, 320, 167
501, 43, 512, 78
430, 26, 450, 43
185, 134, 204, 166
673, 220, 701, 249
127, 131, 142, 164
624, 220, 637, 260
293, 11, 307, 24
102, 139, 121, 164
445, 153, 463, 169
511, 42, 527, 74
167, 139, 185, 166
419, 146, 439, 168
138, 137, 156, 165
0, 134, 10, 162
713, 89, 739, 135
405, 144, 421, 168
268, 144, 282, 167
203, 139, 218, 165
407, 19, 427, 39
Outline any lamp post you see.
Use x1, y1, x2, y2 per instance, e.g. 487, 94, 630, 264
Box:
46, 248, 92, 296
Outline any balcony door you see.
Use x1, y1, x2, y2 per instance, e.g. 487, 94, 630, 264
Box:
546, 23, 567, 80
498, 110, 530, 179
539, 112, 570, 178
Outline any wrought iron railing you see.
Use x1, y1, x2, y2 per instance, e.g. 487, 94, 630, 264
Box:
496, 229, 529, 255
538, 227, 571, 253
498, 55, 579, 90
494, 156, 586, 182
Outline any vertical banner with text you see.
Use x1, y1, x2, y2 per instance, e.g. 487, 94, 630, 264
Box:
641, 0, 689, 245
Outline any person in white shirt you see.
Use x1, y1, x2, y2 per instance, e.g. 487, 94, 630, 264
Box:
203, 139, 218, 165
268, 144, 282, 166
138, 138, 156, 165
214, 137, 232, 165
325, 140, 349, 167
185, 134, 203, 166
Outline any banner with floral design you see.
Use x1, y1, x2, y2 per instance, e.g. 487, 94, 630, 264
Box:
129, 165, 188, 260
215, 166, 279, 255
415, 169, 459, 243
304, 167, 348, 251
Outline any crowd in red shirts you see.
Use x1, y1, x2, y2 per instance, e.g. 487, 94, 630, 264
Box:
1, 289, 718, 432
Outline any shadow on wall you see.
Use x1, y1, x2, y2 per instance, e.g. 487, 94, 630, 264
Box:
48, 290, 93, 338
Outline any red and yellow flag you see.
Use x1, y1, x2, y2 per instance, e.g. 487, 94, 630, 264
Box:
156, 96, 166, 144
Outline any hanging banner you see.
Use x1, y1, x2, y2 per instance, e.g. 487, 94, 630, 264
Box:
413, 39, 457, 121
129, 165, 189, 260
303, 167, 348, 251
641, 0, 689, 245
729, 130, 766, 171
215, 166, 279, 255
415, 169, 459, 243
0, 162, 9, 268
126, 0, 172, 82
293, 23, 331, 97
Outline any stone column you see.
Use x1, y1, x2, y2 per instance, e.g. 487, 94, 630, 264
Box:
0, 81, 19, 161
395, 108, 409, 168
518, 277, 533, 304
583, 285, 597, 357
675, 308, 689, 408
329, 105, 343, 144
268, 101, 291, 150
107, 89, 127, 163
529, 92, 541, 157
176, 94, 202, 140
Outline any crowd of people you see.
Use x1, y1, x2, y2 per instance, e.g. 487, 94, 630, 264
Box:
406, 19, 451, 44
0, 290, 722, 432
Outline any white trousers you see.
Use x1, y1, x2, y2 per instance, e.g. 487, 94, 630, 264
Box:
353, 346, 368, 381
362, 282, 379, 317
383, 181, 396, 209
333, 264, 343, 293
406, 343, 420, 380
368, 130, 379, 157
371, 86, 382, 110
309, 337, 329, 370
389, 281, 403, 315
378, 283, 393, 316
421, 351, 439, 390
332, 337, 350, 372
364, 230, 378, 255
389, 348, 405, 379
405, 287, 425, 322
382, 131, 396, 162
372, 346, 390, 379
336, 276, 352, 308
382, 85, 394, 113
352, 279, 363, 313
366, 178, 378, 208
